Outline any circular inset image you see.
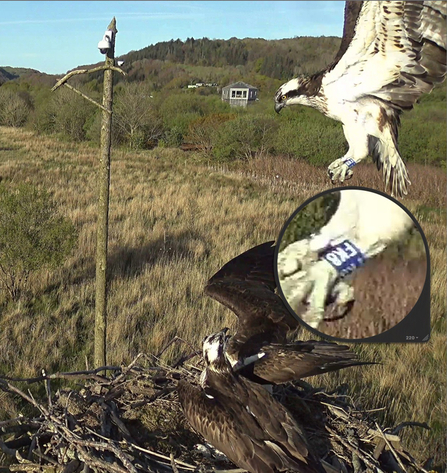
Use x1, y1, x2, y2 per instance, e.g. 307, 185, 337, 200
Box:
274, 187, 429, 342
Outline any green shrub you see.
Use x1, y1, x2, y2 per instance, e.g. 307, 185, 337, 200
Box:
399, 105, 447, 167
185, 113, 236, 151
32, 88, 97, 142
30, 101, 57, 135
212, 113, 278, 161
159, 93, 231, 145
0, 184, 77, 301
272, 109, 347, 165
159, 126, 184, 148
113, 83, 163, 149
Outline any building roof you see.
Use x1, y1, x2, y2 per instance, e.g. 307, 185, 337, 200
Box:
222, 81, 258, 90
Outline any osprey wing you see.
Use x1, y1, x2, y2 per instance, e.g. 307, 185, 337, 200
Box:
178, 380, 274, 473
246, 341, 374, 385
324, 1, 446, 108
206, 241, 277, 291
235, 376, 326, 473
205, 242, 299, 350
331, 1, 364, 66
178, 378, 325, 473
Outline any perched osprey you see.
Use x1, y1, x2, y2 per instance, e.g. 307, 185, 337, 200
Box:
274, 1, 447, 197
205, 241, 369, 385
177, 329, 327, 473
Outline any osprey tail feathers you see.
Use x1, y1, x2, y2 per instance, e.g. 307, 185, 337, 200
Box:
368, 130, 411, 198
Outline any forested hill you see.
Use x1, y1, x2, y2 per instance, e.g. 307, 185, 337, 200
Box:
1, 36, 341, 89
0, 66, 59, 87
121, 36, 341, 81
0, 67, 18, 85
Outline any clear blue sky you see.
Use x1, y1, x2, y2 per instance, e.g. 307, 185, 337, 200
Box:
0, 1, 345, 75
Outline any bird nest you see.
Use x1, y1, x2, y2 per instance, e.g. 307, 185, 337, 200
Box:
0, 352, 432, 473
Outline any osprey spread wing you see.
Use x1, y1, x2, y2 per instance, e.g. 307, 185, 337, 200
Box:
205, 242, 369, 385
274, 1, 446, 197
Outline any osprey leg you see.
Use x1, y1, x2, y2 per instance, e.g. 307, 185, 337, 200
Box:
328, 122, 370, 183
302, 259, 339, 329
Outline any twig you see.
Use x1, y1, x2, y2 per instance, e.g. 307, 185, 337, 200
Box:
8, 464, 58, 472
109, 401, 132, 440
126, 442, 196, 470
0, 417, 43, 428
172, 350, 201, 369
42, 369, 52, 408
375, 422, 407, 472
112, 353, 147, 384
326, 425, 386, 473
76, 439, 138, 473
170, 453, 179, 473
156, 336, 199, 359
127, 386, 177, 409
213, 470, 247, 473
0, 379, 49, 416
367, 427, 401, 443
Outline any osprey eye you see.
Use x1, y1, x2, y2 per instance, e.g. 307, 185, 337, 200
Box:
282, 95, 287, 101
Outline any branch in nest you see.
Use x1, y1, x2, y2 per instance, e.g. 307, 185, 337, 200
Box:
326, 425, 387, 473
0, 366, 122, 384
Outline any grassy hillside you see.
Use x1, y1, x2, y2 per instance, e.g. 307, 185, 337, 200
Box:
0, 126, 445, 468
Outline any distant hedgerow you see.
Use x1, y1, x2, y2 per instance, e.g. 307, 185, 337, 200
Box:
0, 183, 77, 301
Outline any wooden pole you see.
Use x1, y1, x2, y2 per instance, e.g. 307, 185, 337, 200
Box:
94, 17, 117, 370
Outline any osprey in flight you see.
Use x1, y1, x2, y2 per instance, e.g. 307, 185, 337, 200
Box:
274, 1, 447, 197
205, 241, 368, 385
177, 329, 327, 473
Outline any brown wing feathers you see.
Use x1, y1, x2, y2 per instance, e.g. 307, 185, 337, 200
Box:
205, 242, 368, 384
205, 241, 300, 354
376, 2, 446, 110
177, 376, 326, 473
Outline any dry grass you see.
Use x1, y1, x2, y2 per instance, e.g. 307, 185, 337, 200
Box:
0, 127, 445, 469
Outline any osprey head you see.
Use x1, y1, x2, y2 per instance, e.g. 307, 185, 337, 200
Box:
274, 76, 315, 113
202, 328, 230, 367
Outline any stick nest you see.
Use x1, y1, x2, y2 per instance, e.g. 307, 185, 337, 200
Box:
0, 352, 433, 473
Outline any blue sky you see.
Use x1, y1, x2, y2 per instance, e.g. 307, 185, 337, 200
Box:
0, 1, 345, 75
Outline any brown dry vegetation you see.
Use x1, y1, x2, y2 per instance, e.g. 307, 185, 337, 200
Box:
0, 127, 446, 469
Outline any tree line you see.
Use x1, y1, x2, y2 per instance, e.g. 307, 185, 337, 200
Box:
122, 36, 341, 81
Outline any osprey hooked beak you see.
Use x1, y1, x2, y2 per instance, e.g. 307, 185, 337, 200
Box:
274, 101, 285, 113
274, 90, 288, 113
